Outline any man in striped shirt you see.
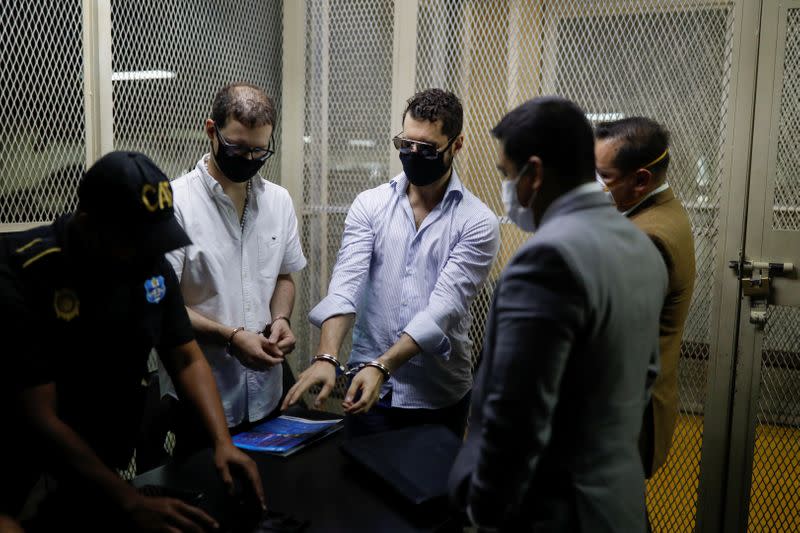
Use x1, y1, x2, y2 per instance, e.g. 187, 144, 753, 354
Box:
282, 89, 499, 437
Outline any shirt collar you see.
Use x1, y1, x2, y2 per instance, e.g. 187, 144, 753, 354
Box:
623, 182, 670, 217
197, 154, 265, 198
391, 168, 464, 202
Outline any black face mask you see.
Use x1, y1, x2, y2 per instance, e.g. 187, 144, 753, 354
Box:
213, 145, 266, 183
400, 145, 454, 187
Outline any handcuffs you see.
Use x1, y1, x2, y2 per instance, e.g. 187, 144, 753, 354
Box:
312, 353, 391, 382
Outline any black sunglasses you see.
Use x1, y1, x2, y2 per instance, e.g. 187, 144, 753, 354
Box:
215, 126, 275, 162
392, 133, 456, 160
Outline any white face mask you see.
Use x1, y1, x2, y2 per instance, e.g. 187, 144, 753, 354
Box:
501, 163, 537, 232
596, 172, 615, 203
595, 171, 607, 190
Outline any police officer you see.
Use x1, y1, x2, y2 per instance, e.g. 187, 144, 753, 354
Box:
0, 151, 264, 531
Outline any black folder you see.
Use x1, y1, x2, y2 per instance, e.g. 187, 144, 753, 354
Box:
340, 424, 461, 506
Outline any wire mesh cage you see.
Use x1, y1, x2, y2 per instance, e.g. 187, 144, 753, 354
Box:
0, 1, 85, 224
294, 0, 734, 529
110, 0, 283, 184
771, 9, 800, 231
748, 305, 800, 532
7, 2, 798, 529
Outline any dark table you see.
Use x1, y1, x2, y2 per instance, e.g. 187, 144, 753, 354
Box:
133, 412, 461, 533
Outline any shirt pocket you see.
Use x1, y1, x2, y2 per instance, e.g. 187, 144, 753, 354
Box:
258, 233, 283, 277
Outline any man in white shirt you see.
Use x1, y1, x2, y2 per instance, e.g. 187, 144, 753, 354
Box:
161, 83, 307, 456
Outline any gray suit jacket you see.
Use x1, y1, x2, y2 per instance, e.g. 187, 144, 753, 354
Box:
449, 185, 667, 532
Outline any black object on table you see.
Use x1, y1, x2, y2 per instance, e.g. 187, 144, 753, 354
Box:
340, 424, 462, 506
133, 408, 460, 533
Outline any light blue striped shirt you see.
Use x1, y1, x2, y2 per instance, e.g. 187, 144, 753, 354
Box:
309, 170, 500, 409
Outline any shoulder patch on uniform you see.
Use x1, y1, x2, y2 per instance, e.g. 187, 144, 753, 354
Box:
144, 276, 166, 303
54, 288, 80, 321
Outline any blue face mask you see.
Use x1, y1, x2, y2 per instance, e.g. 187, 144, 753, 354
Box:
501, 163, 537, 232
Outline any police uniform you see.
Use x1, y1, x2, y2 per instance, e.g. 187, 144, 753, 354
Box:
0, 151, 194, 518
1, 215, 192, 467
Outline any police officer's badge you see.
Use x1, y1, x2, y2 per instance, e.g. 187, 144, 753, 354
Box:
53, 288, 80, 321
144, 276, 167, 304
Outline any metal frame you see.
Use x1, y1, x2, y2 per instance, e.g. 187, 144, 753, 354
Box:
724, 1, 800, 531
699, 1, 764, 531
304, 0, 333, 303
388, 0, 419, 178
81, 0, 114, 166
281, 0, 307, 329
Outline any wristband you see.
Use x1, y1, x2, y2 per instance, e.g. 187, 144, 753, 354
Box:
312, 353, 346, 376
227, 326, 245, 351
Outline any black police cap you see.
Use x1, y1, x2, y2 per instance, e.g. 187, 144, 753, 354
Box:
78, 151, 191, 256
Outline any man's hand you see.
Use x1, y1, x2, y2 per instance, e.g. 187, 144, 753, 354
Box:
230, 329, 283, 371
281, 361, 337, 410
214, 443, 266, 511
342, 366, 385, 414
125, 493, 218, 533
266, 319, 296, 355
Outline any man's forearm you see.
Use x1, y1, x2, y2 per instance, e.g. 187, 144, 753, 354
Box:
376, 333, 420, 373
270, 274, 295, 322
317, 313, 356, 357
186, 307, 236, 345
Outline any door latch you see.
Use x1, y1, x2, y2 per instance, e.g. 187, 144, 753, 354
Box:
728, 259, 794, 326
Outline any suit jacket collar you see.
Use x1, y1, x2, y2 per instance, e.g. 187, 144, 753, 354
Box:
539, 182, 614, 228
626, 187, 676, 218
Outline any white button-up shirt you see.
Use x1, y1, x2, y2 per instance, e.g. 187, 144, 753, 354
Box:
160, 155, 306, 425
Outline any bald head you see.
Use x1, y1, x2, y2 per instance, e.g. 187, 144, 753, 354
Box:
211, 82, 276, 130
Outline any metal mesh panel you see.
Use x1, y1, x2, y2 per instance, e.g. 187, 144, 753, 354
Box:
294, 0, 396, 410
0, 1, 85, 224
772, 9, 800, 231
747, 305, 800, 532
413, 1, 733, 530
110, 0, 283, 183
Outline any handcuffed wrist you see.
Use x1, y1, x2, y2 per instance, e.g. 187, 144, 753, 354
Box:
227, 326, 245, 351
313, 353, 345, 375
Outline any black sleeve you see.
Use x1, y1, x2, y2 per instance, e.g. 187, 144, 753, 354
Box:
155, 260, 194, 352
0, 265, 54, 390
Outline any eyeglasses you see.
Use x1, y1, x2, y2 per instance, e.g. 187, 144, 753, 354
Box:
215, 126, 275, 162
392, 133, 456, 160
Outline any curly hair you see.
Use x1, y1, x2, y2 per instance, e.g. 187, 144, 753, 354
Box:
402, 88, 463, 139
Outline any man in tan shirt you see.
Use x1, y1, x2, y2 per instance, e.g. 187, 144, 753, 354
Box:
595, 117, 696, 478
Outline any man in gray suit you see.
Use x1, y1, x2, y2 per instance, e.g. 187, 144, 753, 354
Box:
448, 97, 667, 532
